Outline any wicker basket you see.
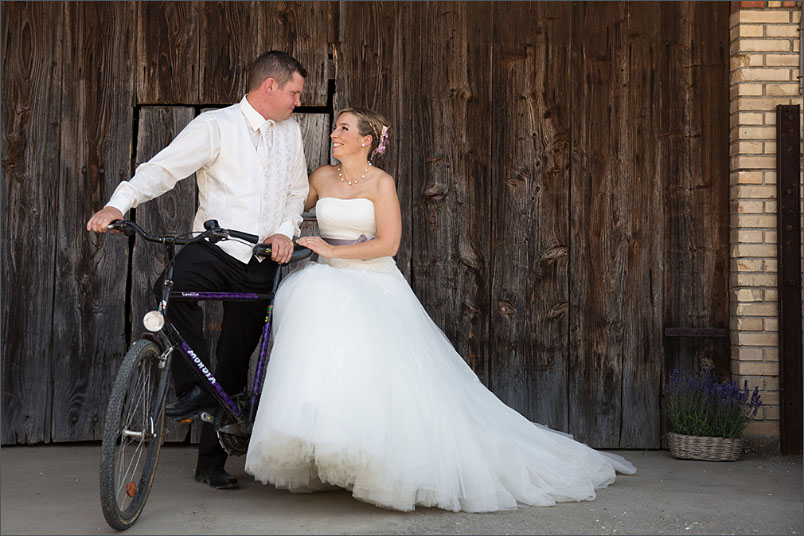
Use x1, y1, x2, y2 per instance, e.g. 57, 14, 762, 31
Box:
667, 432, 743, 461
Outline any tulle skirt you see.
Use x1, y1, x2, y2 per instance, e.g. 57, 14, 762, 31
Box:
245, 260, 636, 512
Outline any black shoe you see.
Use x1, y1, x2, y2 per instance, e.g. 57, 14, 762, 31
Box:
195, 466, 238, 489
165, 384, 216, 418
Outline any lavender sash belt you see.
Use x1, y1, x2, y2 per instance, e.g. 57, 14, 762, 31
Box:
311, 234, 369, 262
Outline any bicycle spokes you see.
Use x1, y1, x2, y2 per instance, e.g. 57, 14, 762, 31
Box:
114, 358, 158, 509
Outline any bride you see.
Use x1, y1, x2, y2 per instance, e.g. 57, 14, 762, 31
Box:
244, 107, 636, 512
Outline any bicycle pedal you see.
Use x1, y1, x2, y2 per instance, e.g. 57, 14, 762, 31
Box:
199, 411, 215, 423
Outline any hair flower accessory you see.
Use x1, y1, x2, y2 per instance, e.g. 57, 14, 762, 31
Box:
371, 126, 390, 160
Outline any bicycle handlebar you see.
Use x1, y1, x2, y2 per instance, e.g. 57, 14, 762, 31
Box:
108, 219, 236, 245
107, 219, 313, 261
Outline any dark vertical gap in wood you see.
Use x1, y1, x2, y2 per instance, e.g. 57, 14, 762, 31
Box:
566, 0, 574, 421
486, 5, 495, 390
406, 2, 417, 298
487, 1, 500, 398
48, 1, 67, 444
123, 106, 143, 348
776, 104, 802, 456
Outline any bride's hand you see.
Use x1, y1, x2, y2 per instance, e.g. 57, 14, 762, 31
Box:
296, 236, 334, 259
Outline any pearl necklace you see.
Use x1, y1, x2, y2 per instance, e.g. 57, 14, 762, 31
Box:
338, 162, 372, 185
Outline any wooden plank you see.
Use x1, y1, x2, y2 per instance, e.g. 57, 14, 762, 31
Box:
612, 3, 665, 449
135, 2, 201, 104
199, 1, 257, 104
1, 1, 63, 444
488, 2, 572, 429
776, 104, 802, 455
52, 2, 136, 441
335, 2, 415, 282
661, 2, 731, 380
405, 3, 493, 382
293, 112, 332, 175
256, 2, 334, 107
570, 2, 652, 448
659, 3, 730, 443
131, 106, 197, 442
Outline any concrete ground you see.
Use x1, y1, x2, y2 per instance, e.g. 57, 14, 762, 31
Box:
0, 445, 801, 535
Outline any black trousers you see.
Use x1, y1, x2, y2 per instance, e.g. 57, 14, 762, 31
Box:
154, 240, 277, 469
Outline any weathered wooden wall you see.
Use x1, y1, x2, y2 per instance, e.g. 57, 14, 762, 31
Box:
2, 1, 730, 448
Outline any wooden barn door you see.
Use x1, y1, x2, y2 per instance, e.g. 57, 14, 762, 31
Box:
2, 2, 729, 448
335, 2, 729, 449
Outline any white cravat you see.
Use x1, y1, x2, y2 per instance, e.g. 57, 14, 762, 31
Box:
258, 121, 274, 171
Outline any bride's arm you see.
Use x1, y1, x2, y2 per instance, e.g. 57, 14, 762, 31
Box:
303, 167, 324, 212
297, 174, 401, 260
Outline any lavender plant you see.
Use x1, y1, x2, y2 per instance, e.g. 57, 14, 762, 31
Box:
665, 369, 762, 438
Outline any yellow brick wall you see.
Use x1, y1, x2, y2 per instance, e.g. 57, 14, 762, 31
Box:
729, 4, 802, 439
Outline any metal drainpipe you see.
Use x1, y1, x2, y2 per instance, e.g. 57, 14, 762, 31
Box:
800, 0, 804, 392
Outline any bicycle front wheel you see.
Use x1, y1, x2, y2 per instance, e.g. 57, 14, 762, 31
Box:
100, 339, 169, 530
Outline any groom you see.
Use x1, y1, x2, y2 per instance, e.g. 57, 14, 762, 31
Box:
87, 51, 310, 489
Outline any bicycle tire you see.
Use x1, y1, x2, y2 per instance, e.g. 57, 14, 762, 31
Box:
99, 339, 169, 530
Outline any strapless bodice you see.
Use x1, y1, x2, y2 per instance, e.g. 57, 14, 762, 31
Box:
314, 197, 397, 273
316, 197, 377, 240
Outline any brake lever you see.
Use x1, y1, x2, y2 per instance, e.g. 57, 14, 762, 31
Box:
205, 229, 228, 243
108, 220, 135, 236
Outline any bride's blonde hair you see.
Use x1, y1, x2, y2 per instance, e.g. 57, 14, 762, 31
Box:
337, 108, 391, 162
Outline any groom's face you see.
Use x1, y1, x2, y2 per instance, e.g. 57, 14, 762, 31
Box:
266, 72, 304, 121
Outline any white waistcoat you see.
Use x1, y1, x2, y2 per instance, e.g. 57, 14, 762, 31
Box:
194, 105, 298, 263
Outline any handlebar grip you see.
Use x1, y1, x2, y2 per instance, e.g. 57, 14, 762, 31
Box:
252, 244, 313, 262
229, 230, 259, 243
253, 244, 271, 257
290, 246, 313, 262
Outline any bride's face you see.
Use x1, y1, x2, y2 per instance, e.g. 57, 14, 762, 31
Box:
331, 113, 370, 159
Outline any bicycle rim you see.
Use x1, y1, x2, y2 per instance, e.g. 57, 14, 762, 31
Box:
100, 340, 168, 530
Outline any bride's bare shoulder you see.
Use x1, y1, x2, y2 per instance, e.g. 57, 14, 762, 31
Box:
374, 169, 397, 193
310, 164, 338, 185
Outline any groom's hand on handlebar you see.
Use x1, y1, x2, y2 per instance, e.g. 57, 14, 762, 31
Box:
87, 206, 124, 233
263, 234, 293, 264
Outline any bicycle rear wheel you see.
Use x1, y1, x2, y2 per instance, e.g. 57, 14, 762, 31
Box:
100, 339, 169, 530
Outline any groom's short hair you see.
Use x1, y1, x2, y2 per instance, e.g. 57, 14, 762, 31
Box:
248, 51, 307, 90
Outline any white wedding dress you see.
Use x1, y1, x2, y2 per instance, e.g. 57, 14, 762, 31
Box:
245, 197, 636, 512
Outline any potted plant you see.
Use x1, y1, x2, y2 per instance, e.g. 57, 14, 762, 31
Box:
665, 368, 762, 461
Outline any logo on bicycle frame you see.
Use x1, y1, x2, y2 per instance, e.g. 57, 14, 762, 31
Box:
181, 343, 217, 385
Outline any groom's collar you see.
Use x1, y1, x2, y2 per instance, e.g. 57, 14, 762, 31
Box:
240, 95, 274, 132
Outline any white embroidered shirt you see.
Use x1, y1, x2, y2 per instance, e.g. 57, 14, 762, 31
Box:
106, 96, 308, 263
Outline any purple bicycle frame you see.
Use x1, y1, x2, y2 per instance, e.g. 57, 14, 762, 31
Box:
169, 291, 274, 424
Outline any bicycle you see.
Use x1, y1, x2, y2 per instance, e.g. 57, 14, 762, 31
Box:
98, 218, 310, 530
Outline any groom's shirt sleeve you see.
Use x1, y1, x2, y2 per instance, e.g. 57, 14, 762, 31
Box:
276, 125, 309, 240
105, 116, 219, 216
